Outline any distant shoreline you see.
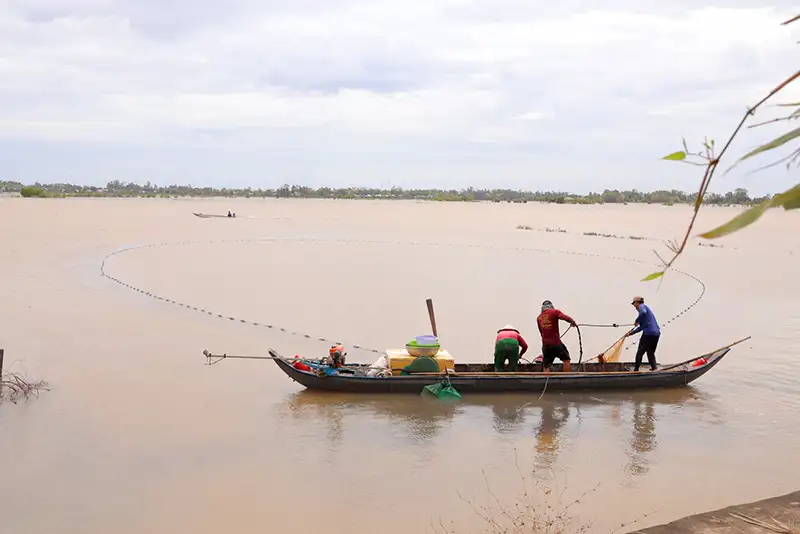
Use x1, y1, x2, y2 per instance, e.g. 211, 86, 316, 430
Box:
1, 192, 754, 209
0, 180, 763, 207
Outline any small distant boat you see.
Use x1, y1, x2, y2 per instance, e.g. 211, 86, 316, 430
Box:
192, 212, 235, 218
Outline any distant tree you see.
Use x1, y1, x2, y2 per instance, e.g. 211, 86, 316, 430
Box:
20, 186, 46, 198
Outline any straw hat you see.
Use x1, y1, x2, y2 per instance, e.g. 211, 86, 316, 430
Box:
498, 324, 519, 333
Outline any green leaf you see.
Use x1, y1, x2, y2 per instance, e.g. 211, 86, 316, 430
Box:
663, 151, 687, 161
738, 127, 800, 162
773, 183, 800, 210
783, 196, 800, 209
699, 201, 771, 239
641, 271, 664, 282
699, 184, 800, 240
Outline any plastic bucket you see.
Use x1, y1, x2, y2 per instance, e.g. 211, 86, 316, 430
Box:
415, 335, 439, 346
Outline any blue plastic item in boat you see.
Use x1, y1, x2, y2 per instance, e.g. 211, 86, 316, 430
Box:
415, 335, 439, 346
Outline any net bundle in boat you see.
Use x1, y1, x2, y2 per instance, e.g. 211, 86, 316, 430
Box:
597, 336, 625, 363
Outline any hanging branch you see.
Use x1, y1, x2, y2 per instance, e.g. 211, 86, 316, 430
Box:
642, 14, 800, 282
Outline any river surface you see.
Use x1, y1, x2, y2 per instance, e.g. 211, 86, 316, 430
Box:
0, 198, 797, 534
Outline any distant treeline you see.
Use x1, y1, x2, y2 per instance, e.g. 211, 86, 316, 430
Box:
0, 180, 769, 206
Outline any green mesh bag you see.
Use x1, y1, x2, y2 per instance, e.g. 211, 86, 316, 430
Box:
421, 376, 461, 400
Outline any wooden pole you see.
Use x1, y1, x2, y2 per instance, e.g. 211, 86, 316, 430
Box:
426, 298, 438, 338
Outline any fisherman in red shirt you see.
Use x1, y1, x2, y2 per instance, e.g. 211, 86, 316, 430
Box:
536, 300, 577, 373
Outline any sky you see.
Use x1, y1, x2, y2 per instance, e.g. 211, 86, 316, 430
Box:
1, 1, 799, 194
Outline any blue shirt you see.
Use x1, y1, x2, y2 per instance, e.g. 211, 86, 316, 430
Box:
630, 304, 660, 336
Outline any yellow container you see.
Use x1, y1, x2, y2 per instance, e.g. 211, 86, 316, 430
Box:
386, 348, 455, 374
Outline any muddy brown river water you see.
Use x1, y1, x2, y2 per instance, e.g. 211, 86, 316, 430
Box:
0, 197, 797, 533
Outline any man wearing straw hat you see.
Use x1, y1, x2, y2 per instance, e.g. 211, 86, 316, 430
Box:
494, 325, 529, 372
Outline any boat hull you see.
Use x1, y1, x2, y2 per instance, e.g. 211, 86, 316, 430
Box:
270, 347, 729, 394
192, 212, 231, 218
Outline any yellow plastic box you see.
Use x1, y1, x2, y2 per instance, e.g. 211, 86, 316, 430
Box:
386, 348, 455, 374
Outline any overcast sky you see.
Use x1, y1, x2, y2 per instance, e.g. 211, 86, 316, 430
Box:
1, 1, 799, 194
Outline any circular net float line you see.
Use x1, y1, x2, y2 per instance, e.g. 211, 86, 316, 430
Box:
99, 237, 706, 356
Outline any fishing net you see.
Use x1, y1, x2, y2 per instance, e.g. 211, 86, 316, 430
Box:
597, 336, 626, 363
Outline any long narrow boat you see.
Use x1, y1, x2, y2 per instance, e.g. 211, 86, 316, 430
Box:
192, 212, 234, 218
268, 344, 733, 394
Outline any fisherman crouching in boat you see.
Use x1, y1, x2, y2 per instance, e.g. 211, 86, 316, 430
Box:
537, 300, 577, 373
328, 343, 346, 368
626, 296, 660, 371
494, 325, 528, 372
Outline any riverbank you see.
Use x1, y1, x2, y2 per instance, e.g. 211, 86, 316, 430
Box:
635, 490, 800, 533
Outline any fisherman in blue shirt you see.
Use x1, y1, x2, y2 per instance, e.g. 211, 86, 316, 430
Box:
625, 296, 660, 371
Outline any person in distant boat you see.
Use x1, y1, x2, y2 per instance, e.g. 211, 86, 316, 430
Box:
494, 325, 528, 372
227, 211, 233, 217
328, 343, 346, 368
536, 300, 577, 373
625, 296, 660, 372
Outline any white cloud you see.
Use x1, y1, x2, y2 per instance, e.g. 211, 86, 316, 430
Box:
0, 1, 798, 192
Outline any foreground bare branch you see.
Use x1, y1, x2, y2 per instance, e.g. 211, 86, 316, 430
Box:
428, 448, 662, 534
0, 372, 50, 404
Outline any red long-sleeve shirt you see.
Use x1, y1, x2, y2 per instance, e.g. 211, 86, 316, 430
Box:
537, 309, 575, 346
496, 329, 528, 356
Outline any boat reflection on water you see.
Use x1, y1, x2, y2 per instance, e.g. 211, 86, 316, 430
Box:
277, 386, 724, 481
532, 400, 571, 473
279, 391, 466, 449
625, 400, 657, 480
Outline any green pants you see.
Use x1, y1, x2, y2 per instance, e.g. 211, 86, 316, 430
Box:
494, 338, 520, 372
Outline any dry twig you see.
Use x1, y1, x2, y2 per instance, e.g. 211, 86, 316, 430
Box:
0, 372, 50, 404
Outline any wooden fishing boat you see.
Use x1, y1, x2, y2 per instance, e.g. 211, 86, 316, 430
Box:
268, 342, 736, 394
192, 212, 234, 218
204, 300, 747, 396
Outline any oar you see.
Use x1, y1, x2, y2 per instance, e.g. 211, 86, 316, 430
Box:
657, 336, 752, 371
203, 350, 377, 374
421, 298, 461, 400
426, 298, 438, 338
203, 349, 284, 361
203, 349, 298, 365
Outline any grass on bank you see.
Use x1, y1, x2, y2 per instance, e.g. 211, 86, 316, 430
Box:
0, 371, 49, 404
430, 452, 660, 534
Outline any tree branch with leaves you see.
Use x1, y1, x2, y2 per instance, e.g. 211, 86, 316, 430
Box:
643, 14, 800, 282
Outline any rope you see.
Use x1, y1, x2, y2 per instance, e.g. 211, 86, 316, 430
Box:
578, 323, 634, 328
538, 375, 549, 400
99, 236, 707, 357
